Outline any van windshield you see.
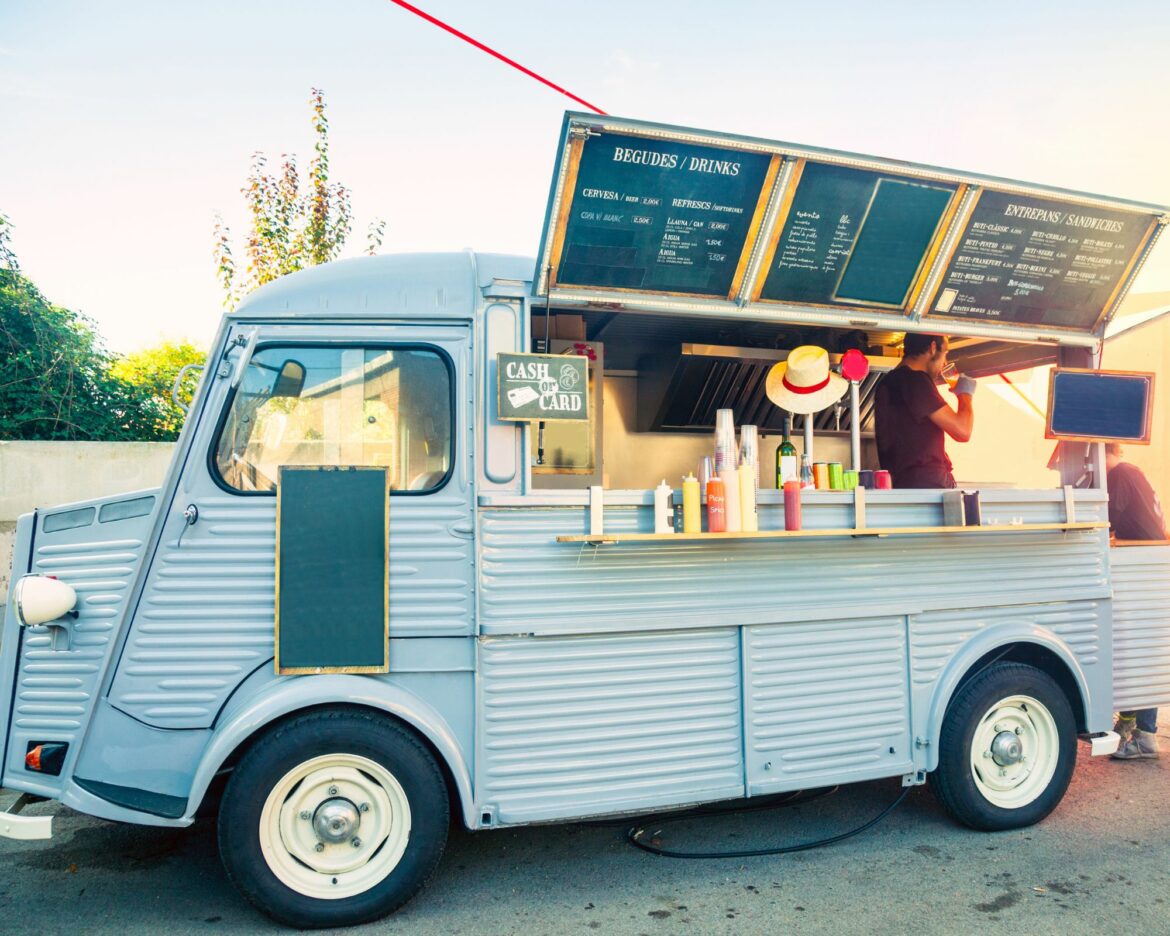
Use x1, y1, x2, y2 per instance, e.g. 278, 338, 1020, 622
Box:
213, 345, 452, 493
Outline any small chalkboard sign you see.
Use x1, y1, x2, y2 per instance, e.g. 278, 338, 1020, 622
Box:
759, 162, 956, 308
1046, 369, 1155, 443
931, 191, 1156, 330
276, 466, 389, 674
497, 352, 589, 422
553, 131, 775, 297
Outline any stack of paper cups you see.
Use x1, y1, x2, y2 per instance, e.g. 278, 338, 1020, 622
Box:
739, 425, 759, 494
714, 409, 737, 473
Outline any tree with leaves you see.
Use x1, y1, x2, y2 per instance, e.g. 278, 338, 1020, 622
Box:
109, 339, 205, 437
1, 213, 199, 442
214, 88, 385, 308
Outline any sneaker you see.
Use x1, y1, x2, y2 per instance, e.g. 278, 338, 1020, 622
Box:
1112, 728, 1159, 760
1113, 715, 1137, 741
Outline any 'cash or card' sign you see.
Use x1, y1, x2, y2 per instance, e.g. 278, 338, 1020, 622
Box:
497, 352, 589, 422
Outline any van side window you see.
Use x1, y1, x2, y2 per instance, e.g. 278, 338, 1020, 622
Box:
213, 346, 453, 494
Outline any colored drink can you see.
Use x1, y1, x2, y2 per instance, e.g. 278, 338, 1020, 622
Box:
875, 469, 893, 489
859, 469, 875, 489
843, 469, 859, 490
828, 462, 844, 490
813, 462, 830, 490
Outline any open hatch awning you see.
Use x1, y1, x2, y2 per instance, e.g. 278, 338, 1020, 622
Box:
534, 113, 1169, 352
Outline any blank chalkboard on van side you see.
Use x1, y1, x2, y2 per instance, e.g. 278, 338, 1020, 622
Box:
1045, 369, 1155, 444
276, 466, 389, 674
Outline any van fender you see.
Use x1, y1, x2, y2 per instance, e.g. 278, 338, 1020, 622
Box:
920, 620, 1091, 773
185, 675, 474, 826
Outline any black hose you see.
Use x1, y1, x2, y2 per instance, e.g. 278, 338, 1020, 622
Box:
627, 785, 911, 859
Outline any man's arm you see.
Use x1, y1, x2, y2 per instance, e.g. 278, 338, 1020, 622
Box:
929, 394, 974, 442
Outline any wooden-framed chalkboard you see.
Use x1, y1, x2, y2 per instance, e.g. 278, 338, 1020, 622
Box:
547, 129, 779, 299
756, 160, 959, 309
1045, 368, 1155, 444
275, 466, 389, 675
929, 190, 1160, 331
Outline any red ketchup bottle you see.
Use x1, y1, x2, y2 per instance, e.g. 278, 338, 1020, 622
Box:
706, 476, 727, 533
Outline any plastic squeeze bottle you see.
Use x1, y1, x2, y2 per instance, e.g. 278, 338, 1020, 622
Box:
719, 467, 741, 533
654, 479, 675, 535
738, 461, 757, 532
706, 475, 727, 533
682, 473, 701, 533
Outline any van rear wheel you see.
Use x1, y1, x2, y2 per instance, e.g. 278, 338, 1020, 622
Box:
932, 662, 1076, 831
218, 708, 448, 928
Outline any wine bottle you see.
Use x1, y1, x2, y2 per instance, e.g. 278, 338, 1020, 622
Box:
776, 413, 798, 487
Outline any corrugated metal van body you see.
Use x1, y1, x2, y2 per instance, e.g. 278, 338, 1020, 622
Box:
474, 495, 1114, 822
1111, 544, 1170, 711
107, 489, 474, 729
2, 492, 158, 794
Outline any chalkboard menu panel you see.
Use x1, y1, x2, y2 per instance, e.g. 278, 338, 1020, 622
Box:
555, 132, 774, 296
760, 162, 956, 307
931, 191, 1155, 330
276, 467, 388, 674
1046, 369, 1154, 443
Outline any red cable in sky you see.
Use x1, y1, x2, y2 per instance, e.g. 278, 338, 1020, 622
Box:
387, 0, 607, 115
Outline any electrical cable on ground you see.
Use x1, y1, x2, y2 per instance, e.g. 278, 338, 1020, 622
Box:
626, 785, 911, 860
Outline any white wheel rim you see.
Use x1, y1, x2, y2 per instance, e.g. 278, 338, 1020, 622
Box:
258, 753, 411, 900
969, 694, 1059, 810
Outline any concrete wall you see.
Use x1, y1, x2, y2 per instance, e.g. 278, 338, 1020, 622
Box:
0, 441, 175, 600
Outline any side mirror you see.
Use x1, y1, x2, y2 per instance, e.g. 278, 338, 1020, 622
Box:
271, 360, 306, 398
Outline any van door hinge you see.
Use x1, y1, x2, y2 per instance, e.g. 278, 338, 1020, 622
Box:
915, 737, 930, 749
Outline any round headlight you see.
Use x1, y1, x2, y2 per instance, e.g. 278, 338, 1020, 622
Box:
12, 575, 77, 628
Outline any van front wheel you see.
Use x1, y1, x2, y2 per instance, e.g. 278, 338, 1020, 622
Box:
932, 662, 1076, 831
218, 708, 449, 928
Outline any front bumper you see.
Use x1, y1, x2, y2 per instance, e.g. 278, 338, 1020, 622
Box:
0, 792, 53, 840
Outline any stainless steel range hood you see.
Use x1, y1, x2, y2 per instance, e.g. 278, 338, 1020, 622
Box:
637, 343, 895, 434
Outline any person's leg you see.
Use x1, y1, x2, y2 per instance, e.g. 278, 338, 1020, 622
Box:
1113, 709, 1159, 759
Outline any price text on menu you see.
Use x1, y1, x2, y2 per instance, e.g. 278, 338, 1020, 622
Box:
555, 133, 773, 297
932, 191, 1155, 329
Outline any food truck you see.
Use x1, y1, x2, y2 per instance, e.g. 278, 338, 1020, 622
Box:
3, 113, 1170, 928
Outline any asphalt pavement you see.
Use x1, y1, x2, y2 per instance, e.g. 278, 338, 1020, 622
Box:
3, 734, 1169, 936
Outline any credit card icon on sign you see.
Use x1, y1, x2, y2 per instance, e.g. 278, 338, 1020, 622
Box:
507, 386, 539, 407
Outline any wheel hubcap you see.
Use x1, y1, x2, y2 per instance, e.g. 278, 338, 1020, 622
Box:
969, 694, 1059, 810
990, 730, 1023, 766
313, 798, 361, 843
258, 753, 412, 900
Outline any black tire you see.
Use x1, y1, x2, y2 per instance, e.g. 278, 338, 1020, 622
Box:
218, 707, 449, 928
932, 662, 1076, 831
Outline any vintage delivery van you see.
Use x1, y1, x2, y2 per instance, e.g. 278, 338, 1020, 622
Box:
3, 114, 1170, 928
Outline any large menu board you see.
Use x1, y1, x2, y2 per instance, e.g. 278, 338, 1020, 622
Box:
553, 132, 774, 297
759, 163, 957, 308
930, 191, 1156, 329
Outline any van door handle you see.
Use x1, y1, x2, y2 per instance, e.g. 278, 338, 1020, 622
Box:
447, 520, 475, 540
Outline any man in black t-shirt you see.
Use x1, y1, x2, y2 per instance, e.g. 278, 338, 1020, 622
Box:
1108, 442, 1169, 760
874, 333, 975, 489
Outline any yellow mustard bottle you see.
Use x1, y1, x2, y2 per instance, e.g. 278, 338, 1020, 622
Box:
682, 473, 701, 533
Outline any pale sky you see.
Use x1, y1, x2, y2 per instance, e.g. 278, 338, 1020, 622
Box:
3, 1, 1169, 352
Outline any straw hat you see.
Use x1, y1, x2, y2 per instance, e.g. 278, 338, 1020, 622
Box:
765, 345, 849, 415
